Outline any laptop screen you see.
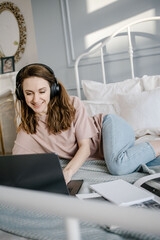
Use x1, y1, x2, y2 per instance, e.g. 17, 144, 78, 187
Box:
0, 153, 69, 195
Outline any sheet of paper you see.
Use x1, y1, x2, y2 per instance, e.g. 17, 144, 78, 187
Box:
76, 192, 101, 200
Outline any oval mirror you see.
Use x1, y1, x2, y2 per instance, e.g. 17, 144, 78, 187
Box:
0, 10, 19, 56
0, 2, 27, 62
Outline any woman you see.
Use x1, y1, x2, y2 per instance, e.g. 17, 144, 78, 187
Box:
13, 63, 160, 184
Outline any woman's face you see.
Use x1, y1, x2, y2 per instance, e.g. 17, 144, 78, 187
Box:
23, 76, 51, 115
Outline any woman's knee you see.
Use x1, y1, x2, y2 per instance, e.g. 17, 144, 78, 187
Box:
106, 161, 132, 175
105, 153, 135, 175
106, 159, 124, 175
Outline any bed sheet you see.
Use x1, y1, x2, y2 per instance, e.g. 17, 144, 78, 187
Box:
0, 157, 160, 240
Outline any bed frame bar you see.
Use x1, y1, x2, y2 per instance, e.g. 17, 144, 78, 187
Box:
75, 16, 160, 99
0, 186, 160, 240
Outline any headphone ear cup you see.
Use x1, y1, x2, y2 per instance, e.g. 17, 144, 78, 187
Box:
50, 81, 60, 99
16, 85, 24, 100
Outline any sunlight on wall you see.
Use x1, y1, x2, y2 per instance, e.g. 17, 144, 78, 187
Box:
86, 0, 117, 14
84, 9, 155, 51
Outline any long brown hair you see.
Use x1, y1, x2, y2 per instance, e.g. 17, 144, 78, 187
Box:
16, 64, 76, 134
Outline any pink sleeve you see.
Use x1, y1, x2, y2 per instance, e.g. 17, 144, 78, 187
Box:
73, 97, 98, 141
12, 130, 45, 155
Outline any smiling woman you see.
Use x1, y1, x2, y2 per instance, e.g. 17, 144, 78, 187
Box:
0, 1, 27, 62
13, 63, 160, 185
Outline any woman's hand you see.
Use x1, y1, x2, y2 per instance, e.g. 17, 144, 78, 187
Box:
63, 168, 73, 184
63, 138, 90, 184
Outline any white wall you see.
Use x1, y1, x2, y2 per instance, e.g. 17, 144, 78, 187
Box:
31, 0, 160, 96
31, 0, 73, 90
0, 0, 38, 72
1, 0, 160, 96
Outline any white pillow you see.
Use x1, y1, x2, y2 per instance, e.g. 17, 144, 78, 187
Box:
83, 100, 117, 116
135, 128, 160, 138
115, 87, 160, 130
82, 78, 142, 103
141, 75, 160, 91
0, 89, 13, 98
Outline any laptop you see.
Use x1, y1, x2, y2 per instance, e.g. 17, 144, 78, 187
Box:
0, 153, 83, 196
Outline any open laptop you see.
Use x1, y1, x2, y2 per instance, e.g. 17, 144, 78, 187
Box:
0, 153, 83, 196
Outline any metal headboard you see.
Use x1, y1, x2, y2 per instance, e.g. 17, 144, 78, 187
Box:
75, 16, 160, 99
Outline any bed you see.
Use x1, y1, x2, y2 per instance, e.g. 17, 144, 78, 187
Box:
0, 17, 160, 240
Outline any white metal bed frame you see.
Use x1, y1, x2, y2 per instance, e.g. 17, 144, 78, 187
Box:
75, 16, 160, 99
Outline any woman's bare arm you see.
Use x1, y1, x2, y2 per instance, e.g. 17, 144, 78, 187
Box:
63, 138, 90, 184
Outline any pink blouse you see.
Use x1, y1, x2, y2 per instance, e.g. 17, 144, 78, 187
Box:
12, 96, 104, 160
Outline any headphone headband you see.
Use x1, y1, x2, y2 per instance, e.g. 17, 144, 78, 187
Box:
16, 63, 60, 100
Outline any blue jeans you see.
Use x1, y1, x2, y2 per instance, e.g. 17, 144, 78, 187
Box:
102, 114, 159, 175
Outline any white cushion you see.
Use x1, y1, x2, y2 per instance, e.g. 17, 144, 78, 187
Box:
135, 128, 160, 138
141, 75, 160, 91
82, 78, 142, 103
115, 87, 160, 130
0, 89, 13, 98
83, 100, 117, 116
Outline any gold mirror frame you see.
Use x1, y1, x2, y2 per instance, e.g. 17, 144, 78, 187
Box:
0, 1, 27, 62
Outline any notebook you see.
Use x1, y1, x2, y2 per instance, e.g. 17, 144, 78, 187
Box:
90, 179, 154, 206
0, 153, 83, 196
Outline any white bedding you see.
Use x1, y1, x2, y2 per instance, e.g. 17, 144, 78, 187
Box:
82, 75, 160, 141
